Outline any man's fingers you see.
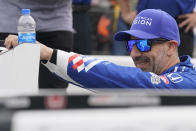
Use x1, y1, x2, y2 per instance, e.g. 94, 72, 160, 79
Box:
4, 39, 12, 49
179, 18, 190, 28
11, 38, 18, 47
4, 35, 18, 49
185, 22, 194, 33
178, 13, 196, 32
179, 17, 195, 32
4, 42, 10, 49
4, 37, 12, 49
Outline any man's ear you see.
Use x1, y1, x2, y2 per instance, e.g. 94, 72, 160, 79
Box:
166, 40, 178, 56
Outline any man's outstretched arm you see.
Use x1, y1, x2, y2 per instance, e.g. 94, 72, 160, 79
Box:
4, 35, 191, 89
4, 35, 53, 61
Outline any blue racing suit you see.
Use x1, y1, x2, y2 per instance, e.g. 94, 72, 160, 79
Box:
45, 50, 196, 89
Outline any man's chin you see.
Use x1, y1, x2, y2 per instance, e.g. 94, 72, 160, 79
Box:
136, 65, 152, 72
136, 63, 150, 70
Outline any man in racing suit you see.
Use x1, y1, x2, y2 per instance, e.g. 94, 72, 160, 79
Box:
4, 9, 196, 89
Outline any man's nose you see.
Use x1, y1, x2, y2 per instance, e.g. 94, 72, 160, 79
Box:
130, 45, 142, 57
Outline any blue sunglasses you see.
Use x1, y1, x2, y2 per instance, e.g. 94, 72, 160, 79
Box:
126, 39, 169, 52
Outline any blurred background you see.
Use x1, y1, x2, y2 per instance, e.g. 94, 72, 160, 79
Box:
73, 0, 196, 57
75, 0, 138, 55
0, 0, 196, 131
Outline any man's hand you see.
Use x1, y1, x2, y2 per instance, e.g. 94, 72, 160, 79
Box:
4, 35, 18, 49
178, 12, 196, 33
4, 35, 53, 61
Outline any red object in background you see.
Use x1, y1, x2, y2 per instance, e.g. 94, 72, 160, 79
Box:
97, 15, 111, 42
45, 95, 67, 109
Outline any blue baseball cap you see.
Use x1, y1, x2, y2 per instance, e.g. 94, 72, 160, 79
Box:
114, 9, 180, 46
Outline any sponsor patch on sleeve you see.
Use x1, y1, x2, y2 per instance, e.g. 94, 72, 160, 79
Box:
150, 72, 161, 84
167, 73, 183, 83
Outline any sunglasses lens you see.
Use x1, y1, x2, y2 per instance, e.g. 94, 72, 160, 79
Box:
136, 40, 151, 52
127, 40, 151, 52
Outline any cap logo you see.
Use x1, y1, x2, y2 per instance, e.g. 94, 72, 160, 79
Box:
133, 16, 152, 26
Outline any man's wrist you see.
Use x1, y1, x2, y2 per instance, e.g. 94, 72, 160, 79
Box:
47, 47, 53, 61
41, 47, 54, 64
49, 49, 57, 64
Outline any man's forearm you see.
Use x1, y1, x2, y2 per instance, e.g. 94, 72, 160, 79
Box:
39, 43, 53, 61
118, 0, 131, 17
117, 0, 137, 24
